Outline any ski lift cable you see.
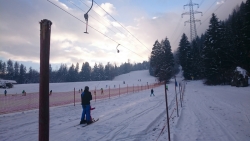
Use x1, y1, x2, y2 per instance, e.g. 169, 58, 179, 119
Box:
79, 0, 147, 53
47, 0, 144, 58
67, 0, 117, 34
93, 0, 151, 52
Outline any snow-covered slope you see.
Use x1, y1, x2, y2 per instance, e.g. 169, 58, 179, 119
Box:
0, 70, 250, 141
1, 70, 156, 95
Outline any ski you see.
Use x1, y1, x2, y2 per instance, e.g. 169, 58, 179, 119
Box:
74, 123, 86, 127
82, 118, 99, 127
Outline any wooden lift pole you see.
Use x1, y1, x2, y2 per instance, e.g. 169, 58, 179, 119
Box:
39, 19, 52, 141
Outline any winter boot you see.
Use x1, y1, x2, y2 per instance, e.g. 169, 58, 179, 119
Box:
87, 120, 93, 125
80, 120, 86, 124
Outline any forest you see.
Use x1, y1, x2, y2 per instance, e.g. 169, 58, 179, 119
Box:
149, 1, 250, 85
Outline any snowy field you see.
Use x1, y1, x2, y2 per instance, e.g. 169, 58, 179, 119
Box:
1, 70, 156, 95
0, 70, 250, 141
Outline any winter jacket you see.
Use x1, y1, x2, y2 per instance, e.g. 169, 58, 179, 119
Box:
81, 90, 92, 105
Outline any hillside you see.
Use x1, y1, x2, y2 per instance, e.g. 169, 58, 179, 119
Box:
0, 70, 250, 141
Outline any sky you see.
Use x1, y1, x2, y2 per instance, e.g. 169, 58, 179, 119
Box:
0, 0, 246, 71
0, 70, 249, 141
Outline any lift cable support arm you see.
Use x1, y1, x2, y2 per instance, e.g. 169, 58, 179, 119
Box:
84, 0, 94, 34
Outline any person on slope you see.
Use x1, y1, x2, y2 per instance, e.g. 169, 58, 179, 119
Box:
80, 86, 93, 124
4, 89, 7, 96
150, 88, 155, 96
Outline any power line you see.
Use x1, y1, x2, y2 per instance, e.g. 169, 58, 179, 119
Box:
93, 0, 151, 52
198, 0, 228, 30
199, 0, 205, 7
195, 0, 205, 10
47, 0, 144, 58
173, 25, 185, 47
171, 7, 186, 45
203, 0, 217, 16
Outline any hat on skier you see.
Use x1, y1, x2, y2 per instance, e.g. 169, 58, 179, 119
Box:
84, 86, 89, 91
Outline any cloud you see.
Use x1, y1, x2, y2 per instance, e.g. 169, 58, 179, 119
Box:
216, 1, 225, 5
92, 2, 116, 17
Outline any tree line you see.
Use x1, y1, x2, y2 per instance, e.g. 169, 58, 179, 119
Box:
0, 59, 149, 84
149, 1, 250, 85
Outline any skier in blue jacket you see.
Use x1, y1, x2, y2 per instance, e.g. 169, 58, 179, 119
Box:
80, 86, 93, 124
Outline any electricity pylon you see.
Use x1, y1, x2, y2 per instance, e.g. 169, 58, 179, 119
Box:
182, 0, 202, 42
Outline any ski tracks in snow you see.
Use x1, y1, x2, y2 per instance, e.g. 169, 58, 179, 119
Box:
95, 96, 165, 141
173, 82, 250, 141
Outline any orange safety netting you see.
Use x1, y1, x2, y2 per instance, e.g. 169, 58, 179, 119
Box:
0, 83, 161, 114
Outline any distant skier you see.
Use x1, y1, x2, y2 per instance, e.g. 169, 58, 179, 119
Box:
22, 90, 26, 96
4, 89, 7, 96
49, 90, 52, 95
80, 86, 93, 125
101, 88, 104, 94
150, 89, 155, 96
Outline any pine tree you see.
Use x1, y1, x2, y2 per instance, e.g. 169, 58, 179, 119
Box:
80, 62, 91, 81
150, 38, 174, 82
91, 63, 99, 81
7, 59, 14, 80
178, 33, 192, 79
2, 62, 6, 79
56, 64, 68, 82
243, 0, 250, 72
98, 63, 105, 80
203, 13, 225, 84
0, 60, 3, 78
150, 40, 162, 77
74, 62, 79, 81
190, 39, 201, 79
104, 62, 111, 80
19, 64, 26, 83
28, 67, 33, 83
67, 64, 75, 82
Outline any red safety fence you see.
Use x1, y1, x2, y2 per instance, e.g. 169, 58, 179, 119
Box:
0, 83, 161, 114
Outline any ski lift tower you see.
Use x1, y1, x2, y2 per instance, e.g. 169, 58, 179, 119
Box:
182, 0, 202, 43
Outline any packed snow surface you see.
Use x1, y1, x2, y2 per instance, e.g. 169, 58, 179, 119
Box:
0, 70, 250, 141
